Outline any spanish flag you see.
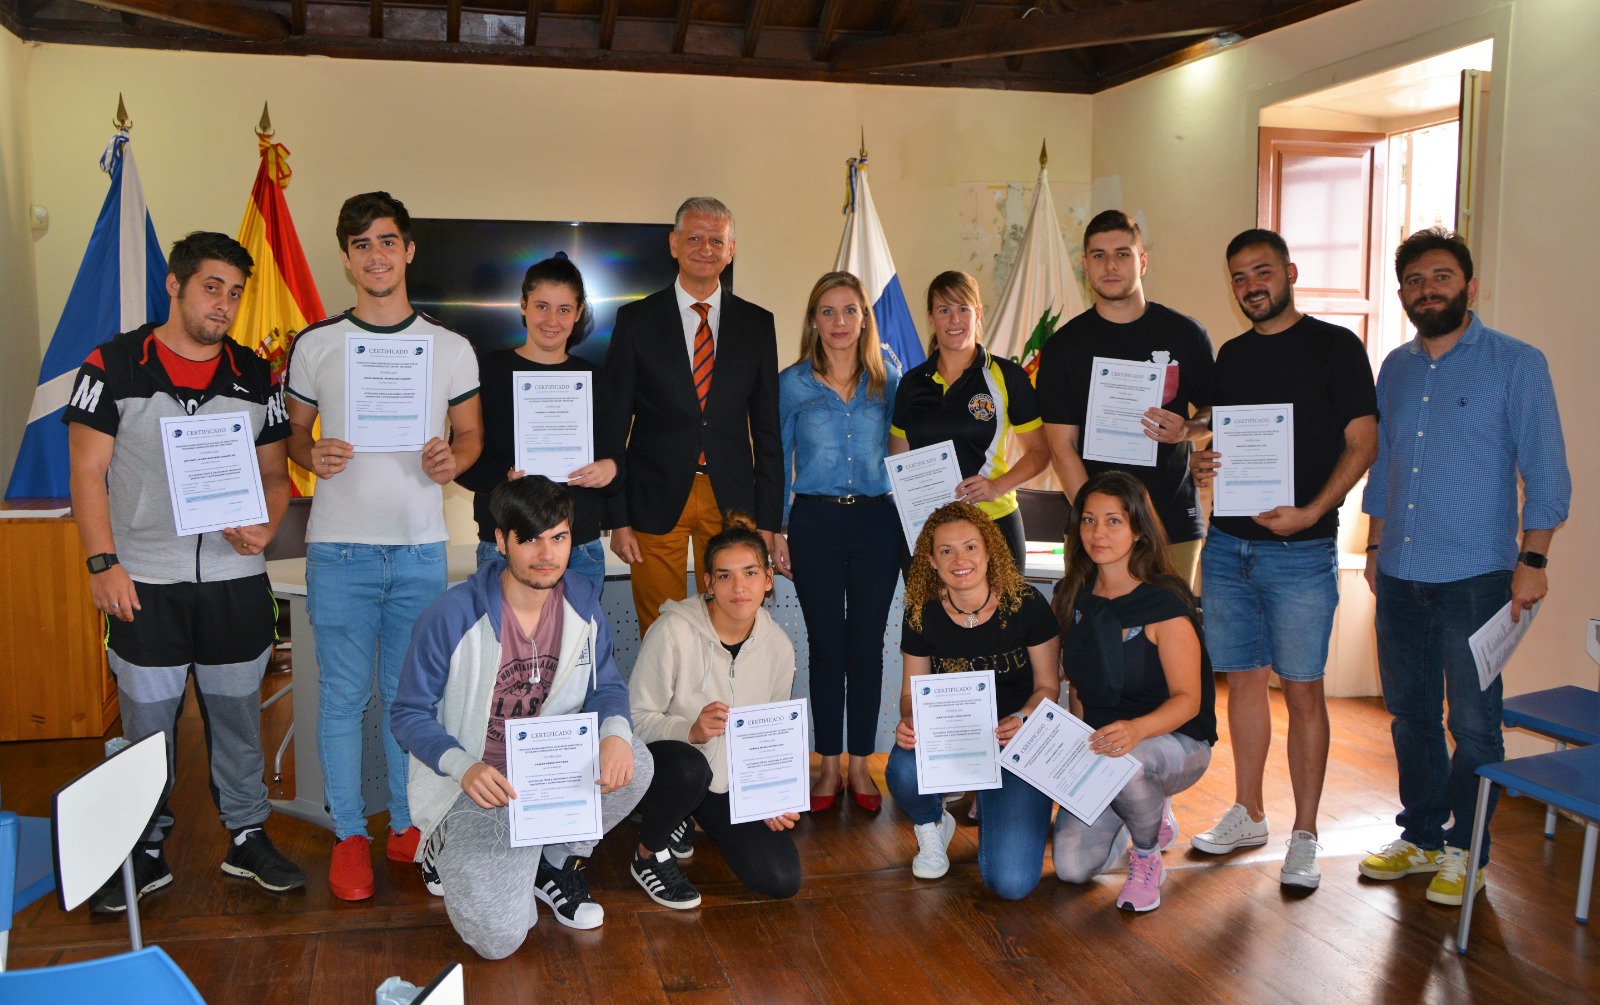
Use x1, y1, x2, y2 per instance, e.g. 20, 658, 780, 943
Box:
234, 120, 325, 496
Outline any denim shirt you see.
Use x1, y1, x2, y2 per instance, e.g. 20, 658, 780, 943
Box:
778, 356, 901, 525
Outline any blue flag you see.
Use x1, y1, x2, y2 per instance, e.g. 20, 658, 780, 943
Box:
835, 154, 924, 371
7, 131, 167, 499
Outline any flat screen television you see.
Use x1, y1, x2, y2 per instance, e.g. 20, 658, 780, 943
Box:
406, 218, 730, 365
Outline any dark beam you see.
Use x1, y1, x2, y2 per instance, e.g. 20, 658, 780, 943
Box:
955, 0, 977, 28
369, 0, 382, 39
833, 0, 1270, 71
813, 0, 841, 62
742, 0, 769, 59
882, 0, 915, 34
598, 0, 618, 50
290, 0, 305, 36
81, 0, 289, 41
446, 0, 461, 43
671, 0, 691, 55
522, 0, 538, 46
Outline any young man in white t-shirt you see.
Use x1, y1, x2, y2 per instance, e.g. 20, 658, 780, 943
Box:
285, 191, 483, 901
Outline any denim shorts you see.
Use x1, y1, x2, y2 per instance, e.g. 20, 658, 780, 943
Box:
1200, 527, 1338, 681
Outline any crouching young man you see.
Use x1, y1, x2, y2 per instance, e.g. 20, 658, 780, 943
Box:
392, 476, 652, 959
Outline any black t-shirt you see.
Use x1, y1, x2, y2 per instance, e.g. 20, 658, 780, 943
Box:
1035, 303, 1215, 543
900, 586, 1059, 718
891, 346, 1042, 499
455, 351, 622, 545
1072, 584, 1217, 745
1210, 315, 1376, 542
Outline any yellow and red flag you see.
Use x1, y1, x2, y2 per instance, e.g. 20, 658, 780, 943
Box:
235, 120, 325, 496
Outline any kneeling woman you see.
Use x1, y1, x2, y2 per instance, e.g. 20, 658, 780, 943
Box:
885, 502, 1061, 899
628, 515, 802, 907
1052, 471, 1215, 913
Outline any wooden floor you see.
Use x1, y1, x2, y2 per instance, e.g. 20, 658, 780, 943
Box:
4, 672, 1598, 1004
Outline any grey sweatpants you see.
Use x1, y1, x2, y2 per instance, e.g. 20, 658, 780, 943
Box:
437, 734, 653, 959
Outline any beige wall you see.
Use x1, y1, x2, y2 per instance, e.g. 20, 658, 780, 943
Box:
0, 30, 39, 492
1093, 0, 1600, 744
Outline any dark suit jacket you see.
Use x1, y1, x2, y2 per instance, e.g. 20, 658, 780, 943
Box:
604, 284, 782, 534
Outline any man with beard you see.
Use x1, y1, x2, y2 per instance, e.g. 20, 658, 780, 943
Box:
1035, 209, 1215, 587
1188, 229, 1377, 890
285, 192, 483, 900
1356, 227, 1569, 907
392, 476, 652, 957
65, 231, 306, 911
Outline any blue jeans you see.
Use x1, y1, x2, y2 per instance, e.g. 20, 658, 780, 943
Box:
885, 744, 1054, 900
476, 538, 605, 596
1201, 527, 1338, 681
1375, 570, 1511, 865
307, 541, 447, 840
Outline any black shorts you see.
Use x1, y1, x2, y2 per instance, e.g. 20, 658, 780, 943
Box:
106, 573, 276, 669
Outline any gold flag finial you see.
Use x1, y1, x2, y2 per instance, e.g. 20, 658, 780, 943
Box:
113, 93, 131, 131
1039, 139, 1048, 170
859, 128, 867, 161
257, 101, 274, 138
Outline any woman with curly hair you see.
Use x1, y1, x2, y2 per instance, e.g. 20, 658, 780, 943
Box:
884, 502, 1061, 897
1051, 471, 1215, 913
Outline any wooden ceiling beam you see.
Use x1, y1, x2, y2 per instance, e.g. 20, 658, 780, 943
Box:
369, 0, 382, 39
522, 0, 538, 46
882, 0, 915, 34
813, 0, 841, 62
743, 0, 770, 59
446, 0, 461, 43
671, 0, 692, 55
833, 0, 1270, 71
290, 0, 306, 36
598, 0, 618, 50
80, 0, 289, 40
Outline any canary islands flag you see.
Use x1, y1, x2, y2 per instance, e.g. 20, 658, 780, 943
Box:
835, 153, 923, 370
6, 130, 167, 500
234, 131, 325, 496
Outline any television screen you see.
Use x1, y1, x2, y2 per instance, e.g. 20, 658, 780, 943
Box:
407, 218, 730, 365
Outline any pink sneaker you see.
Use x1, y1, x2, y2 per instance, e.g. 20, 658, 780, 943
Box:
1117, 849, 1164, 912
1158, 798, 1179, 851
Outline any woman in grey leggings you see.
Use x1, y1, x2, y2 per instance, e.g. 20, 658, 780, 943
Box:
1052, 471, 1217, 913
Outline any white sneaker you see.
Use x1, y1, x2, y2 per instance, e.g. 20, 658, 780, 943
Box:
911, 811, 957, 879
1190, 803, 1270, 854
1280, 830, 1322, 890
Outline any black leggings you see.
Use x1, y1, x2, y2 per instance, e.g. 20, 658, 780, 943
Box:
636, 740, 802, 900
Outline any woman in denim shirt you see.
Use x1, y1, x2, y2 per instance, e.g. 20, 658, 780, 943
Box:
773, 272, 902, 814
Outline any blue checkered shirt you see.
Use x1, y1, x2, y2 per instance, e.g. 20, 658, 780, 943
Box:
1362, 313, 1570, 583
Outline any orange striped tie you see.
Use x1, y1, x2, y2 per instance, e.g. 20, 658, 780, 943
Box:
692, 302, 714, 465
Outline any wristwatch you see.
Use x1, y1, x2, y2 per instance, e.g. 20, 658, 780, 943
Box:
1517, 551, 1548, 569
86, 552, 119, 574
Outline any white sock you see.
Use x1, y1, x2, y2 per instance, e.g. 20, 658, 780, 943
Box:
233, 827, 261, 847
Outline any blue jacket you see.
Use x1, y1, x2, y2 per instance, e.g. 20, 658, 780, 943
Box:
391, 556, 632, 847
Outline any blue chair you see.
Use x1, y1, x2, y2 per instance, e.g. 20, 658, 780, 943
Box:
1458, 744, 1600, 953
1, 808, 57, 970
0, 945, 203, 1003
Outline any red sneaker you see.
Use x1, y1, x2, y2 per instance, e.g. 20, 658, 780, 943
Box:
329, 835, 374, 901
387, 826, 421, 863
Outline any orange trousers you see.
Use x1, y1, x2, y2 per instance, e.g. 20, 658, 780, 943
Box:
631, 474, 723, 634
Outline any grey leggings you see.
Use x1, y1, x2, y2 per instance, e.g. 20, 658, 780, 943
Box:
1054, 731, 1211, 883
436, 734, 653, 959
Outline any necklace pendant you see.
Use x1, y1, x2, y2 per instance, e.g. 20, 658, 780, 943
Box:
964, 613, 978, 628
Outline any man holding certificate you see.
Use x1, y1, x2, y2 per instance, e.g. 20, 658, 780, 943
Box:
1358, 229, 1569, 907
286, 192, 483, 902
66, 231, 305, 912
1188, 230, 1377, 890
392, 477, 651, 958
1035, 210, 1215, 586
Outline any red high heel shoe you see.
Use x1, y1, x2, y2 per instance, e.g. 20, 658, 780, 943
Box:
811, 782, 845, 813
850, 779, 882, 812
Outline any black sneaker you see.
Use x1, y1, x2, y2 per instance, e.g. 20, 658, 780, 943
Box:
90, 847, 173, 914
419, 830, 443, 897
221, 828, 307, 892
667, 818, 695, 860
533, 855, 604, 929
631, 848, 702, 910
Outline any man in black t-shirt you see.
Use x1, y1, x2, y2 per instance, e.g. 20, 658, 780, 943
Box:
1186, 230, 1377, 893
1036, 210, 1214, 585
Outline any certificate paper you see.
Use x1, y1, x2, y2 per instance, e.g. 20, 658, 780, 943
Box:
1082, 357, 1163, 466
998, 699, 1140, 825
885, 440, 963, 549
911, 670, 1002, 795
345, 333, 432, 452
512, 372, 594, 481
158, 412, 268, 537
1469, 600, 1540, 691
725, 699, 810, 825
1211, 404, 1295, 516
504, 712, 602, 847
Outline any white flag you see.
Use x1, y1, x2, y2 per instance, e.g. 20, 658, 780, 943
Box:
986, 164, 1084, 378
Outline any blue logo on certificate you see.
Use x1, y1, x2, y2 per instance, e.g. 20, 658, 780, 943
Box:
735, 719, 745, 728
413, 346, 425, 355
790, 711, 800, 720
355, 345, 366, 354
578, 725, 589, 735
171, 429, 183, 438
516, 731, 527, 741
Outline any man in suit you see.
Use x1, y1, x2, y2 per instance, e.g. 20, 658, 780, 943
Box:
606, 197, 781, 632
